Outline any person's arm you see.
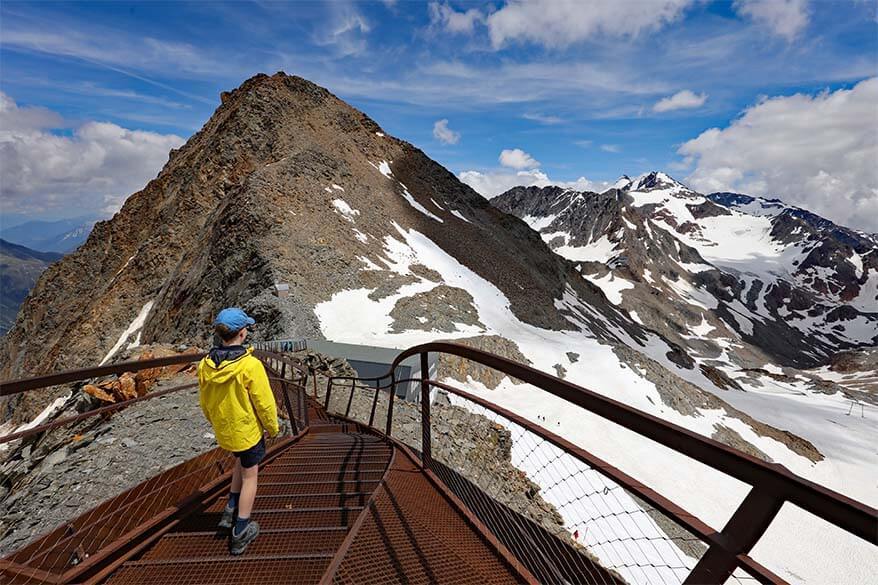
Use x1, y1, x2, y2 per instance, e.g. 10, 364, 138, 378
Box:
246, 359, 279, 437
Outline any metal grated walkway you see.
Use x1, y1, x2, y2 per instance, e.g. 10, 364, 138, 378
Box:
100, 424, 526, 585
104, 428, 383, 584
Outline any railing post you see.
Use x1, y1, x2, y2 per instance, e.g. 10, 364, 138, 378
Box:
299, 371, 308, 426
302, 384, 309, 427
420, 351, 431, 470
280, 361, 287, 381
683, 488, 784, 584
324, 376, 332, 412
368, 383, 379, 427
280, 379, 296, 434
345, 378, 356, 417
385, 372, 396, 438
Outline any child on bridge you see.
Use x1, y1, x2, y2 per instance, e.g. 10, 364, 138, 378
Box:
197, 308, 279, 555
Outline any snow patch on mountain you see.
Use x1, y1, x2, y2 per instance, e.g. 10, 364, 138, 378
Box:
332, 199, 360, 222
582, 272, 633, 305
99, 301, 154, 365
401, 188, 444, 223
549, 233, 619, 263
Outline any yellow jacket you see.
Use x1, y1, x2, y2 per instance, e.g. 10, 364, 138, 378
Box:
197, 347, 279, 452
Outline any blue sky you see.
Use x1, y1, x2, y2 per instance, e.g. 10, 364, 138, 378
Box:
1, 1, 876, 230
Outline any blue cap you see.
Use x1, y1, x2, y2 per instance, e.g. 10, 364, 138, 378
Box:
213, 307, 256, 332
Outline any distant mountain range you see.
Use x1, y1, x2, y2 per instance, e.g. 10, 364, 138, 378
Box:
0, 239, 62, 337
493, 172, 878, 370
0, 216, 100, 254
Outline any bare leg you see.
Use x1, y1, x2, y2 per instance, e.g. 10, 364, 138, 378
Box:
238, 464, 259, 519
230, 459, 243, 495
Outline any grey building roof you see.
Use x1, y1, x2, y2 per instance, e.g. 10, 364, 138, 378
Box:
308, 340, 433, 372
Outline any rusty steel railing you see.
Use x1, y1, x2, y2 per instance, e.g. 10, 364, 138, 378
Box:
323, 341, 878, 585
0, 349, 309, 584
254, 349, 311, 431
323, 372, 395, 434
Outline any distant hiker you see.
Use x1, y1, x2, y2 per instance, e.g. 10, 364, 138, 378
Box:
198, 308, 279, 555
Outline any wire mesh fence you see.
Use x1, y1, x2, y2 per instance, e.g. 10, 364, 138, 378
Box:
427, 389, 712, 585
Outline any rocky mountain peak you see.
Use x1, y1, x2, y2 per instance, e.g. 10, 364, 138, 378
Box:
626, 171, 689, 193
1, 72, 642, 422
609, 175, 632, 191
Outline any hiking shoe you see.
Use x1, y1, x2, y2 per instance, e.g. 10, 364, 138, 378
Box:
217, 506, 236, 531
230, 520, 260, 555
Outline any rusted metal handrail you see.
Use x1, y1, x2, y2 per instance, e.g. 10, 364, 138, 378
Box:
0, 349, 310, 445
0, 353, 206, 397
0, 383, 198, 445
257, 350, 313, 437
323, 372, 397, 428
251, 349, 309, 379
324, 341, 877, 585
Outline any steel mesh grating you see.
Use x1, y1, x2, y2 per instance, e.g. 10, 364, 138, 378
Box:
105, 557, 332, 585
101, 428, 393, 584
330, 449, 526, 585
141, 529, 348, 559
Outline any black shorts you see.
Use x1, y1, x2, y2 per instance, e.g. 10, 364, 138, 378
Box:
233, 437, 265, 468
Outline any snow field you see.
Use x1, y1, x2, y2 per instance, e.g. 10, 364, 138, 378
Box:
522, 213, 558, 231
540, 230, 620, 264
582, 272, 634, 305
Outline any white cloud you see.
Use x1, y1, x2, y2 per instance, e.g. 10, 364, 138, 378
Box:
432, 119, 460, 144
0, 25, 220, 104
522, 112, 563, 125
459, 169, 610, 198
428, 2, 485, 34
487, 0, 695, 48
0, 92, 184, 215
734, 0, 809, 41
0, 93, 63, 131
600, 144, 622, 153
314, 3, 371, 57
679, 77, 878, 231
653, 89, 708, 112
499, 148, 540, 169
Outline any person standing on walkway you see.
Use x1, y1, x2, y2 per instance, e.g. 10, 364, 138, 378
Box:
197, 308, 279, 555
